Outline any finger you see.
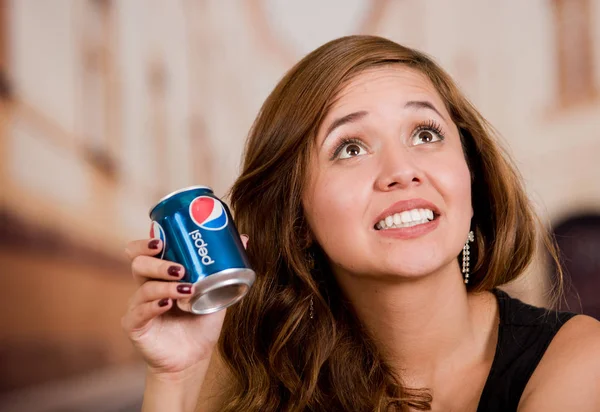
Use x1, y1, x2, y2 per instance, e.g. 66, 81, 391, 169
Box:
131, 255, 185, 283
129, 280, 195, 307
122, 298, 173, 333
125, 239, 163, 261
240, 234, 249, 249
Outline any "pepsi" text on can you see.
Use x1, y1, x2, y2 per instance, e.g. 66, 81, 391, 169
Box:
149, 186, 255, 314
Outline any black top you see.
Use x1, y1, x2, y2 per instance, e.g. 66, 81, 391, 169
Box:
476, 289, 576, 411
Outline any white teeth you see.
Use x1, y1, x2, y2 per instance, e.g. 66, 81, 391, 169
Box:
376, 208, 436, 230
385, 215, 394, 227
400, 211, 411, 223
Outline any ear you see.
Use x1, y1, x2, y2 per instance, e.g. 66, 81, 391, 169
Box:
240, 234, 249, 249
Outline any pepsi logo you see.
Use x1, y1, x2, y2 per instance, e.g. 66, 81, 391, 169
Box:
149, 221, 166, 259
189, 196, 228, 231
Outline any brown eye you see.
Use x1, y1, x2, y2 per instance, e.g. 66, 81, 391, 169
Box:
419, 131, 434, 143
411, 128, 443, 146
338, 142, 366, 159
345, 144, 362, 156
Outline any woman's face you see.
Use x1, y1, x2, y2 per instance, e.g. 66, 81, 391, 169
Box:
303, 66, 472, 281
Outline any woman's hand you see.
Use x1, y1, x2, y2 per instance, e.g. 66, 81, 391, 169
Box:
121, 238, 239, 378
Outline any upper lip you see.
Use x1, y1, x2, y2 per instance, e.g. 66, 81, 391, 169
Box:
373, 198, 441, 227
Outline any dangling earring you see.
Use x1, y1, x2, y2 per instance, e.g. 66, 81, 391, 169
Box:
462, 231, 474, 284
309, 296, 314, 320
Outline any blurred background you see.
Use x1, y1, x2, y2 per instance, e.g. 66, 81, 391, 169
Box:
0, 0, 598, 411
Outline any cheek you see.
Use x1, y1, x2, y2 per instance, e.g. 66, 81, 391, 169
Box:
435, 154, 472, 217
304, 167, 370, 245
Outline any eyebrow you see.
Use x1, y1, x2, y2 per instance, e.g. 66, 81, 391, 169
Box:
404, 100, 446, 120
321, 100, 446, 147
323, 110, 369, 141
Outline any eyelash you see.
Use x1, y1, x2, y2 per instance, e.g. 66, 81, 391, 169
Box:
413, 119, 445, 141
330, 137, 364, 160
329, 120, 446, 160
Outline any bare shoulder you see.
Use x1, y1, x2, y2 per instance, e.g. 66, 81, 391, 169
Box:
518, 315, 600, 412
195, 348, 233, 412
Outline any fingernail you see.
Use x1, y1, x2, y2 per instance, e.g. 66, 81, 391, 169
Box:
158, 298, 169, 307
168, 266, 182, 277
177, 284, 192, 294
148, 239, 160, 250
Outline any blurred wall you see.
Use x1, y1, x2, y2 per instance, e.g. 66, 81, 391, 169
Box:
0, 0, 598, 411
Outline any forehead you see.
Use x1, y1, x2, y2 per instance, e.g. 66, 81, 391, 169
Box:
326, 65, 445, 116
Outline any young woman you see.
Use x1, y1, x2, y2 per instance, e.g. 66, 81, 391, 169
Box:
122, 36, 600, 411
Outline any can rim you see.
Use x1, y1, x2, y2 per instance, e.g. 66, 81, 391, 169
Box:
177, 268, 256, 315
149, 185, 213, 217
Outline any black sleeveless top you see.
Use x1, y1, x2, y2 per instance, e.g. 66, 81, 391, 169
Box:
476, 289, 576, 411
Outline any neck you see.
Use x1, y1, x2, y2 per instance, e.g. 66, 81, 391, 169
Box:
335, 262, 493, 386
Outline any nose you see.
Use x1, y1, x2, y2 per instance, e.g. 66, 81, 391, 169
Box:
374, 146, 424, 191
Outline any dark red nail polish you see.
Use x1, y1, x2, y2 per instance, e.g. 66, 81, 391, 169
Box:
177, 284, 192, 294
168, 266, 182, 277
148, 239, 160, 250
158, 298, 169, 307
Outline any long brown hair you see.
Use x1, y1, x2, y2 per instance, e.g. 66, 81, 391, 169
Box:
220, 35, 558, 411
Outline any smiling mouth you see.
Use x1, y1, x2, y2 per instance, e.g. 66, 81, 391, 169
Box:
374, 208, 438, 230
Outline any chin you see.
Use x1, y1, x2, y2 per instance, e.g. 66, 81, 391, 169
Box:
375, 259, 446, 279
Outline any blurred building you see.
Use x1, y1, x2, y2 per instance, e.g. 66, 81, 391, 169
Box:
0, 1, 215, 410
0, 0, 598, 411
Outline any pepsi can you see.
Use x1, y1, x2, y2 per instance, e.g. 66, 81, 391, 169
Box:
149, 186, 255, 314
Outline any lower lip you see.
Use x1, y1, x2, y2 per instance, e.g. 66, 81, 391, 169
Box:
375, 217, 440, 239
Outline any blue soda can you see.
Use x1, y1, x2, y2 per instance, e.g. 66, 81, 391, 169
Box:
149, 186, 255, 314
